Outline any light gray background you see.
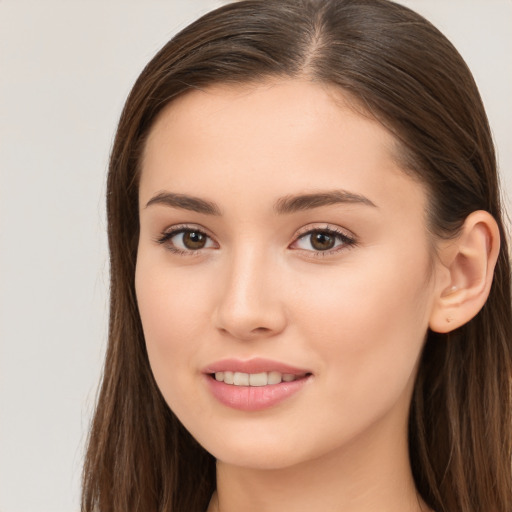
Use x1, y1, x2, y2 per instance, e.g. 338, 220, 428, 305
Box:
1, 1, 510, 511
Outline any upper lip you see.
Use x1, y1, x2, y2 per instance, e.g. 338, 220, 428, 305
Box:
203, 357, 311, 375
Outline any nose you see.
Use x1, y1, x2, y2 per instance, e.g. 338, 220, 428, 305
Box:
213, 247, 287, 341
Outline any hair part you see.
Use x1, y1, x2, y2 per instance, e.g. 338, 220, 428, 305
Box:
82, 1, 512, 511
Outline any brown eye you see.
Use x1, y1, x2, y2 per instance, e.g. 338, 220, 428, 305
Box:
310, 231, 336, 251
182, 231, 207, 250
158, 227, 217, 254
291, 227, 355, 254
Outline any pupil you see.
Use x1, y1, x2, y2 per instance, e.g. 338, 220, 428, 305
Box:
312, 231, 335, 250
183, 231, 206, 249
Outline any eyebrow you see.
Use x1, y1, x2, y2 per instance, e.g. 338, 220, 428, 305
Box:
145, 189, 376, 215
145, 192, 222, 215
273, 190, 377, 214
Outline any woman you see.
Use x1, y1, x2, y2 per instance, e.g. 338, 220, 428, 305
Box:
82, 1, 512, 511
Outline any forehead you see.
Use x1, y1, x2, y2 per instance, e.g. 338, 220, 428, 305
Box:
144, 80, 390, 159
139, 80, 427, 220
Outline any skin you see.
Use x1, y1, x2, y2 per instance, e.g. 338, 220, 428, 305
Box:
135, 80, 441, 512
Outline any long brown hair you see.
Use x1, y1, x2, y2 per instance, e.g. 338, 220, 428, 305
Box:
82, 1, 512, 511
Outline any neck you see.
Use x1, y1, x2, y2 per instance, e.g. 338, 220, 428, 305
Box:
208, 412, 430, 512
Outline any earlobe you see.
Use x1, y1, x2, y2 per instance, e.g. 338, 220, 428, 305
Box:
429, 210, 500, 333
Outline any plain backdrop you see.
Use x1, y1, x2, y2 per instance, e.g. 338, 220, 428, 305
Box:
0, 1, 510, 511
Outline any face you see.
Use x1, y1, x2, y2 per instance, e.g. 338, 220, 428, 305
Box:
135, 80, 440, 470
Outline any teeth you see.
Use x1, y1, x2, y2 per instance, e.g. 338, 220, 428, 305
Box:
233, 372, 249, 386
267, 371, 282, 385
214, 371, 305, 386
249, 372, 267, 386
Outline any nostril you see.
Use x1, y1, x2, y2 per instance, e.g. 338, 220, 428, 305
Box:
251, 327, 271, 334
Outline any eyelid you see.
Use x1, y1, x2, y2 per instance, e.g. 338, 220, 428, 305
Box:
289, 224, 357, 255
159, 223, 216, 238
155, 223, 219, 254
294, 223, 355, 239
154, 222, 357, 256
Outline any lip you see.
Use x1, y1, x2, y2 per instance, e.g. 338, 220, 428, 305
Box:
203, 358, 312, 411
203, 357, 311, 375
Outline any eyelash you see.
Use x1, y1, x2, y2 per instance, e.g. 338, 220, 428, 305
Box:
155, 224, 218, 256
292, 225, 357, 257
156, 224, 357, 257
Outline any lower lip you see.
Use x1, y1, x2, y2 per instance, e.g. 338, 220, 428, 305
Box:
205, 375, 311, 411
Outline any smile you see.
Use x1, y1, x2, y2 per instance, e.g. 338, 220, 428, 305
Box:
213, 371, 306, 386
204, 359, 312, 411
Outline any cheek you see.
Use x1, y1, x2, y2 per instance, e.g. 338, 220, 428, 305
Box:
292, 246, 433, 402
134, 256, 208, 391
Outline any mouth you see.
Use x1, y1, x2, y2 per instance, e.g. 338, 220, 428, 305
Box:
209, 370, 310, 386
203, 358, 313, 411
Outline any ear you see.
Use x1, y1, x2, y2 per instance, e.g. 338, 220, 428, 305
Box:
429, 210, 500, 333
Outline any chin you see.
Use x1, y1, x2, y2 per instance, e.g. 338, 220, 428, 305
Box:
209, 442, 311, 470
190, 418, 349, 472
